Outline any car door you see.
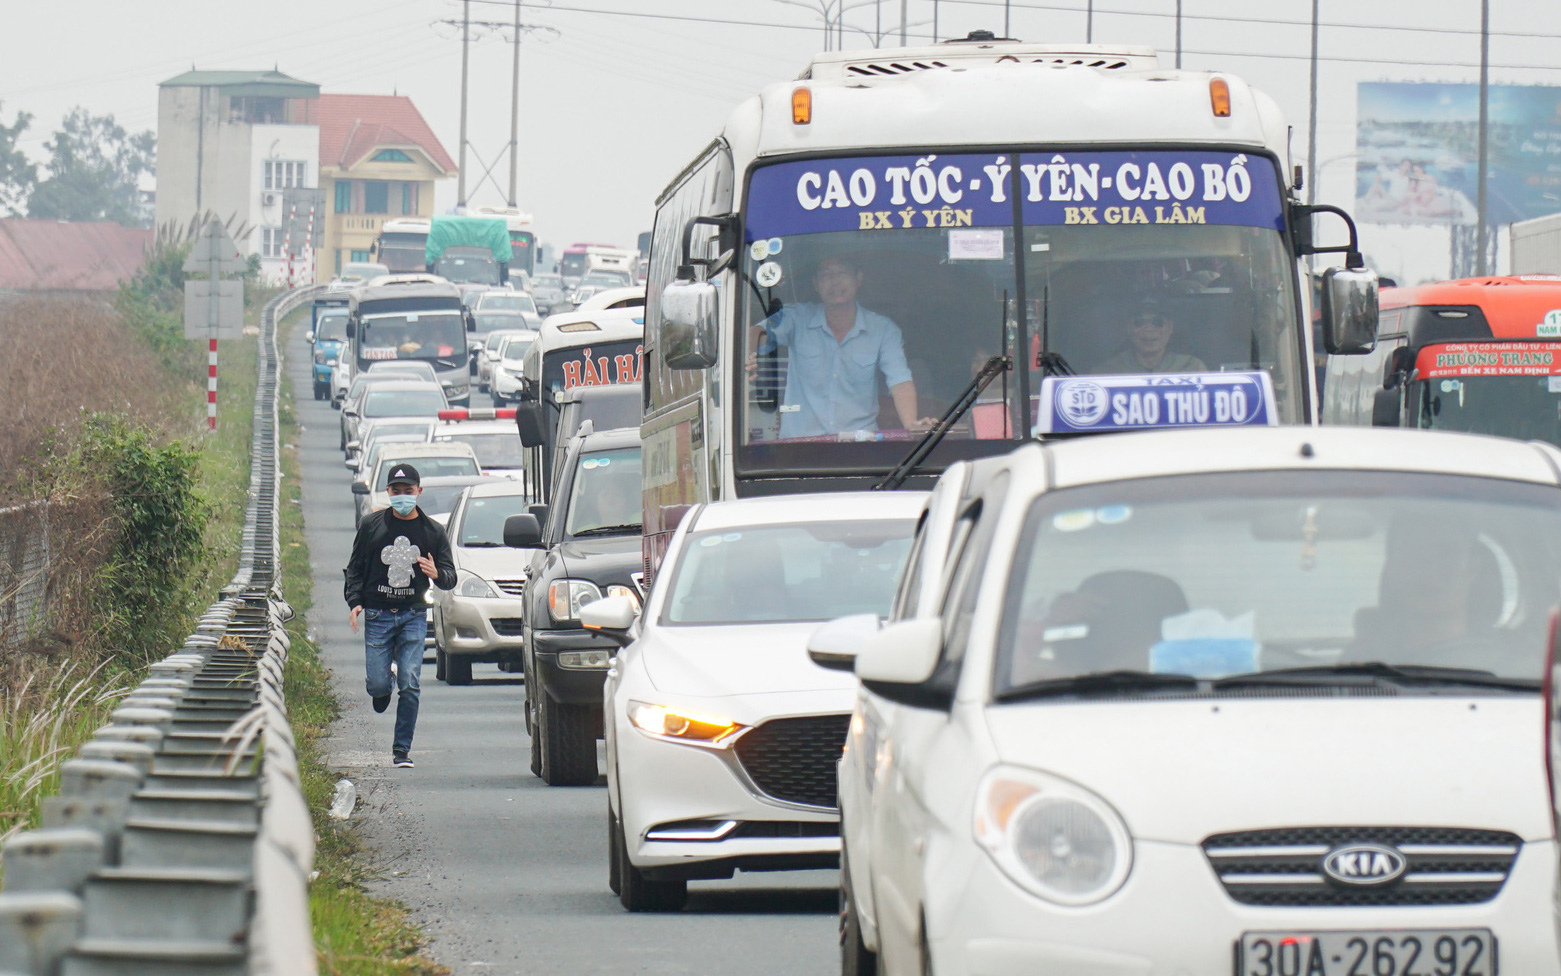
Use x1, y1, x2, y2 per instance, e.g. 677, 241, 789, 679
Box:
870, 475, 1007, 971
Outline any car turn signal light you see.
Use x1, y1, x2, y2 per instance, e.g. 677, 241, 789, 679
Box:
792, 86, 812, 125
1209, 78, 1231, 117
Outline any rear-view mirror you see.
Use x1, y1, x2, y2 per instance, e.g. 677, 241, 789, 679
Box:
342, 458, 357, 471
660, 278, 719, 370
856, 618, 950, 710
1320, 266, 1379, 355
1372, 387, 1403, 427
351, 482, 369, 495
515, 401, 546, 448
806, 614, 881, 672
306, 331, 315, 343
503, 513, 543, 549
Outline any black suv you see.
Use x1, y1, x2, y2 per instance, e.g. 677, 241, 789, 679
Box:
506, 424, 641, 785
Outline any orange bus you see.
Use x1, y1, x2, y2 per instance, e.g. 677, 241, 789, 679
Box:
1323, 275, 1561, 444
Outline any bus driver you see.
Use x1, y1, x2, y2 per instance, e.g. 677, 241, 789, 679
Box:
746, 255, 936, 439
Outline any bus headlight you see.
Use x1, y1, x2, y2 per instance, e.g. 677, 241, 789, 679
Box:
974, 766, 1132, 905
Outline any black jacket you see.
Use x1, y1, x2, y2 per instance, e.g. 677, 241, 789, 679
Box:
344, 507, 458, 609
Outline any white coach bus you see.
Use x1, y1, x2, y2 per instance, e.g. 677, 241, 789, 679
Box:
641, 31, 1378, 575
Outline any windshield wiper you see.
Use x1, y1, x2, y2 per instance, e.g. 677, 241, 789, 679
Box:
994, 669, 1200, 703
571, 523, 641, 538
874, 354, 1012, 491
1214, 662, 1539, 692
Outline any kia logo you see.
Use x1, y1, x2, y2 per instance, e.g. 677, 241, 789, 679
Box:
1321, 844, 1407, 886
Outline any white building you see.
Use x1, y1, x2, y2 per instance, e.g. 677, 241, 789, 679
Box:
155, 69, 321, 285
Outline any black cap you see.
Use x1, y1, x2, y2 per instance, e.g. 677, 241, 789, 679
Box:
386, 463, 420, 487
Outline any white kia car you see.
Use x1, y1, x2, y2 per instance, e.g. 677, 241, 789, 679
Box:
816, 426, 1561, 976
586, 491, 924, 912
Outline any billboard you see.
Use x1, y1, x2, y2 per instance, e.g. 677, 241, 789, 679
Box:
1355, 82, 1561, 227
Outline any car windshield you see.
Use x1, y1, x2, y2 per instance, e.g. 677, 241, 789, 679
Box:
376, 455, 479, 489
436, 432, 526, 468
481, 294, 536, 313
359, 312, 466, 368
363, 435, 428, 472
994, 470, 1561, 697
418, 484, 475, 517
367, 363, 436, 381
735, 151, 1300, 476
662, 519, 915, 625
477, 313, 527, 333
500, 337, 533, 362
315, 313, 348, 341
458, 492, 534, 546
363, 389, 446, 418
564, 447, 642, 537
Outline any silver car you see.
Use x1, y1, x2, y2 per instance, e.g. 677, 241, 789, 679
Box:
429, 480, 536, 684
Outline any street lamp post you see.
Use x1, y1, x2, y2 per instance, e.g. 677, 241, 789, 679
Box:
1476, 0, 1490, 276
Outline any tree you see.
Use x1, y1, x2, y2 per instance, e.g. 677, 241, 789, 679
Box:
0, 103, 36, 216
28, 108, 154, 227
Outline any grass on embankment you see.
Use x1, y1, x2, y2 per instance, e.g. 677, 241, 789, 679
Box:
274, 308, 447, 975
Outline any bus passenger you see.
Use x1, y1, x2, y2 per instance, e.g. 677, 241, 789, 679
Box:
746, 255, 936, 438
1093, 303, 1207, 375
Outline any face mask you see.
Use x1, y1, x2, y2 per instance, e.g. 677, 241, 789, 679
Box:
388, 495, 418, 516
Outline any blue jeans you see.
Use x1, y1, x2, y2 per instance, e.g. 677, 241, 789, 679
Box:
364, 606, 425, 755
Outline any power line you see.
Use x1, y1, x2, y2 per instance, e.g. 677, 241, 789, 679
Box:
935, 0, 1561, 43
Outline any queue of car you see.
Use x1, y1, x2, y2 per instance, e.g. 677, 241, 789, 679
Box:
307, 215, 1561, 974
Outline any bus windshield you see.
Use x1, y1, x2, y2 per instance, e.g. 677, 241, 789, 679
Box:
359, 312, 467, 369
560, 252, 587, 280
377, 232, 427, 273
1406, 340, 1561, 446
736, 150, 1299, 474
315, 313, 348, 342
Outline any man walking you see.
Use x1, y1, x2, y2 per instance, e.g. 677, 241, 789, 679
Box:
344, 463, 456, 768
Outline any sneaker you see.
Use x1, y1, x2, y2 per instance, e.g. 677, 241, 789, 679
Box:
392, 753, 414, 768
372, 694, 391, 714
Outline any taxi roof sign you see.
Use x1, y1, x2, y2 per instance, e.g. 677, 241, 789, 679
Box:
1036, 371, 1278, 435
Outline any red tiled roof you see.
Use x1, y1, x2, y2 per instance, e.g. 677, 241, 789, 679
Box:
0, 219, 151, 292
311, 94, 456, 174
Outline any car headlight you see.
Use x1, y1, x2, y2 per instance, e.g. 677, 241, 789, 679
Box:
973, 765, 1132, 906
605, 584, 641, 611
313, 351, 327, 364
547, 578, 601, 623
626, 701, 744, 747
458, 573, 501, 599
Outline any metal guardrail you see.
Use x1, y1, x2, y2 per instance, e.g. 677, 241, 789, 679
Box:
0, 285, 324, 976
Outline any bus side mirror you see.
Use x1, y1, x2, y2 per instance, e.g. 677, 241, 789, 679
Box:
464, 309, 476, 332
1320, 266, 1378, 355
306, 331, 315, 343
346, 321, 357, 340
1371, 387, 1402, 427
516, 401, 546, 448
661, 275, 719, 370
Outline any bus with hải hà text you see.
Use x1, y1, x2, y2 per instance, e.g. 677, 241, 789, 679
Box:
639, 31, 1380, 579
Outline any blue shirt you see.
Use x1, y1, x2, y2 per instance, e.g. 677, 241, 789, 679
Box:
761, 303, 914, 438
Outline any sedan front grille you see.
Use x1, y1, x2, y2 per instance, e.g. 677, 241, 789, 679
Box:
490, 617, 524, 636
1203, 826, 1521, 906
733, 714, 851, 809
493, 578, 526, 597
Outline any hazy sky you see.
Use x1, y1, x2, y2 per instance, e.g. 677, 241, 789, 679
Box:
7, 1, 1561, 280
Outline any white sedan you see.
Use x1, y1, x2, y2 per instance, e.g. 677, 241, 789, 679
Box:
585, 491, 924, 912
820, 426, 1561, 976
